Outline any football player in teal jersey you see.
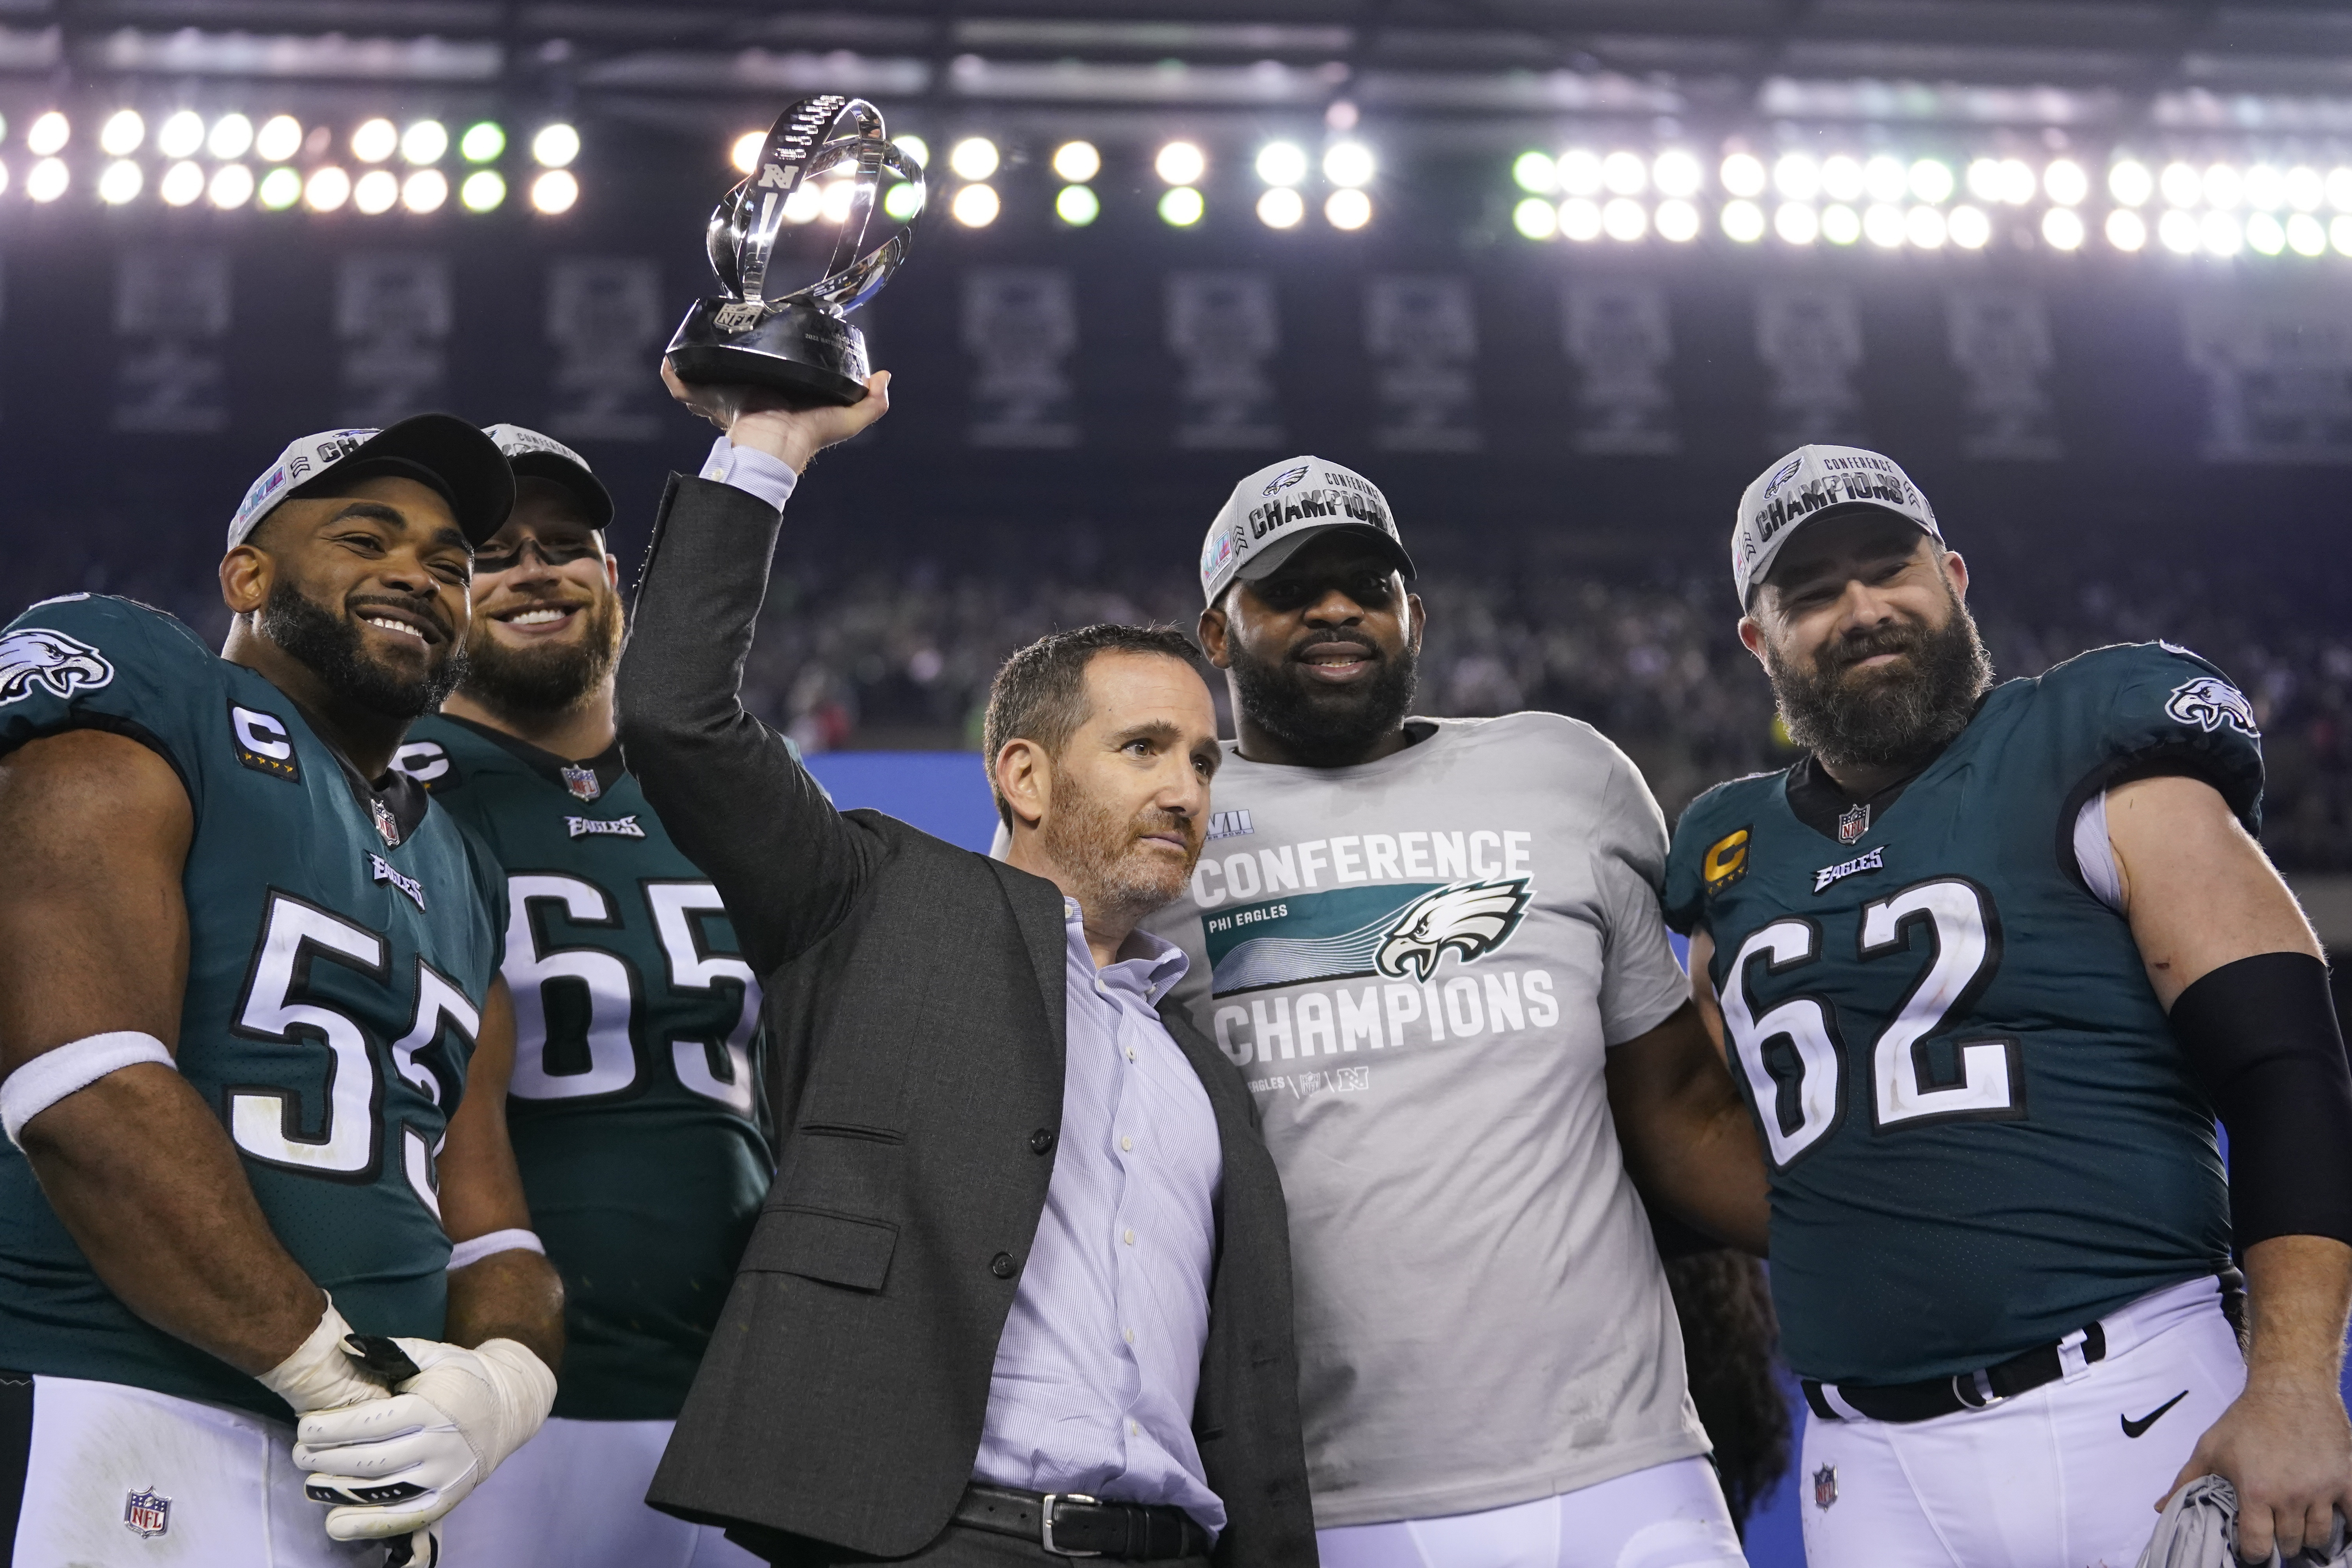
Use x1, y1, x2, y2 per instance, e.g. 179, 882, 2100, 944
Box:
0, 418, 563, 1567
411, 427, 767, 1568
1664, 444, 2352, 1567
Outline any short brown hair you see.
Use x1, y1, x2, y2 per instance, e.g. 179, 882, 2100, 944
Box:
982, 623, 1204, 828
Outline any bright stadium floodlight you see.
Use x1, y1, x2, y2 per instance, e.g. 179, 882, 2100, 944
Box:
1512, 151, 1558, 194
257, 116, 303, 163
401, 168, 446, 213
1864, 202, 1907, 247
98, 159, 143, 204
2201, 211, 2241, 256
2287, 211, 2326, 256
27, 111, 69, 157
2286, 165, 2323, 211
354, 168, 398, 214
1559, 148, 1604, 197
1719, 151, 1765, 198
0, 160, 10, 198
820, 178, 856, 225
403, 120, 448, 165
1909, 160, 1954, 204
1601, 150, 1646, 195
1774, 153, 1820, 201
1966, 158, 2002, 201
2040, 207, 2084, 250
1653, 149, 1702, 198
530, 169, 578, 214
2106, 208, 2147, 251
2160, 162, 2201, 207
1156, 141, 1205, 186
1325, 141, 1375, 188
1054, 141, 1102, 183
100, 110, 145, 157
306, 165, 351, 211
949, 137, 998, 182
2043, 159, 2088, 206
1159, 185, 1205, 226
782, 183, 822, 223
1821, 154, 1864, 203
460, 121, 505, 163
210, 113, 255, 160
1721, 198, 1766, 242
1058, 184, 1101, 225
1822, 203, 1861, 244
2158, 209, 2200, 253
1863, 156, 1908, 203
1775, 201, 1818, 244
951, 182, 998, 227
160, 159, 205, 207
883, 181, 924, 221
1257, 186, 1303, 229
894, 135, 927, 171
2244, 164, 2285, 211
259, 166, 302, 209
532, 123, 580, 169
211, 163, 255, 209
26, 156, 67, 202
1906, 204, 1947, 247
731, 131, 763, 174
156, 111, 203, 160
2109, 160, 2153, 206
352, 118, 397, 163
1998, 158, 2035, 204
1258, 141, 1309, 187
1325, 187, 1370, 229
1655, 198, 1700, 241
1602, 196, 1646, 240
1559, 196, 1602, 241
1513, 195, 1559, 239
2204, 163, 2242, 209
460, 169, 505, 211
1948, 204, 1991, 248
2246, 211, 2286, 255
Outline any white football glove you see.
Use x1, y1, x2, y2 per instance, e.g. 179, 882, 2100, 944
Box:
292, 1335, 555, 1541
256, 1296, 398, 1415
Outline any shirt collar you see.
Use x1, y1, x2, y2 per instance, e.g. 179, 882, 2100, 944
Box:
1062, 897, 1190, 1005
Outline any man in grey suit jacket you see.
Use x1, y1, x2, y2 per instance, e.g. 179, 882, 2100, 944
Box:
615, 365, 1316, 1568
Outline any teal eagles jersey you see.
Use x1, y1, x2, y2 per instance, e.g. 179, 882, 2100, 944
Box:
1664, 642, 2262, 1387
398, 714, 771, 1421
0, 595, 501, 1417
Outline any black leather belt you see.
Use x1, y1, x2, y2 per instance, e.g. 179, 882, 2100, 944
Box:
956, 1485, 1213, 1559
1804, 1320, 2109, 1425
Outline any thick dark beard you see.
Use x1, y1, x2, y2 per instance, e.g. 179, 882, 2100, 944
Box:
259, 579, 465, 720
1763, 583, 1993, 774
1040, 761, 1198, 930
457, 592, 623, 717
1229, 639, 1419, 768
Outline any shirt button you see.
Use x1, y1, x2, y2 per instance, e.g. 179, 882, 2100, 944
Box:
1130, 1421, 1142, 1436
1126, 1048, 1137, 1062
990, 1252, 1018, 1279
1123, 1228, 1136, 1245
1120, 1136, 1134, 1152
1123, 1328, 1135, 1344
1029, 1129, 1055, 1155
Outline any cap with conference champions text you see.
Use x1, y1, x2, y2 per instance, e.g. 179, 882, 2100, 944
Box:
483, 424, 615, 531
1731, 443, 1944, 606
1200, 455, 1415, 606
228, 414, 515, 552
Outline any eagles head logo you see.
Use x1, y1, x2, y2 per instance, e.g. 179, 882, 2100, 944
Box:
2164, 675, 2259, 739
1375, 878, 1532, 984
1261, 463, 1310, 498
0, 627, 116, 707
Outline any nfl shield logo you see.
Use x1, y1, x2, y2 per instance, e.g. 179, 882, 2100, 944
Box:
123, 1486, 171, 1538
1812, 1463, 1838, 1511
1837, 803, 1871, 845
562, 765, 601, 802
370, 796, 401, 848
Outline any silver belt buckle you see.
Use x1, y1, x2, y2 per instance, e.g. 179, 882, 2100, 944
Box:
1041, 1494, 1103, 1557
1951, 1368, 2002, 1409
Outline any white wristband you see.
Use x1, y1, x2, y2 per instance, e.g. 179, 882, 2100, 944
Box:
448, 1229, 544, 1272
2, 1031, 175, 1146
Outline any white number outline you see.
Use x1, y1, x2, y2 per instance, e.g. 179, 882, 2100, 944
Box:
228, 891, 391, 1179
1858, 877, 2024, 1131
644, 879, 764, 1116
1719, 917, 1848, 1169
503, 873, 642, 1101
390, 962, 481, 1217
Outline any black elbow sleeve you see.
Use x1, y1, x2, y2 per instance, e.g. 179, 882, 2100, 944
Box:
2169, 951, 2352, 1251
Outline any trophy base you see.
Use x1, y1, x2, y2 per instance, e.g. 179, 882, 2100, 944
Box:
664, 299, 870, 407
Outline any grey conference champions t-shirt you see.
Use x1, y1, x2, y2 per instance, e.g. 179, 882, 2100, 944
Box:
1140, 713, 1705, 1527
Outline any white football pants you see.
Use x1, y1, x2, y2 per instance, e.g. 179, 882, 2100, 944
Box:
1314, 1455, 1749, 1568
1798, 1274, 2248, 1568
436, 1414, 760, 1568
7, 1373, 373, 1567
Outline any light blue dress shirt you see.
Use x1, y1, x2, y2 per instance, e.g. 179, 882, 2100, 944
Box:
700, 435, 800, 510
972, 900, 1227, 1534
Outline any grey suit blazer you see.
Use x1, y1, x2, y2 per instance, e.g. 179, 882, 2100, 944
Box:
616, 475, 1316, 1568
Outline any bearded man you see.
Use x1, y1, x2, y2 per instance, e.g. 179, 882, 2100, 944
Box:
388, 427, 771, 1568
1138, 456, 1769, 1568
1665, 444, 2352, 1567
612, 366, 1315, 1568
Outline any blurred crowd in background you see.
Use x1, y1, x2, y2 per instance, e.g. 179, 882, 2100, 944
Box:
15, 514, 2350, 872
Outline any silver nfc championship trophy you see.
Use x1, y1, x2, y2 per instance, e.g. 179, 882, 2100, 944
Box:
665, 95, 922, 407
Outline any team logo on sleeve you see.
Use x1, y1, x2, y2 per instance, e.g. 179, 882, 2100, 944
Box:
1375, 879, 1533, 984
1702, 827, 1752, 896
0, 627, 115, 706
230, 704, 301, 781
2164, 675, 2259, 738
123, 1486, 171, 1539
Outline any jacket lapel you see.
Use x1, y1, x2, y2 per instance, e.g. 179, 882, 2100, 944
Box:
990, 860, 1069, 1056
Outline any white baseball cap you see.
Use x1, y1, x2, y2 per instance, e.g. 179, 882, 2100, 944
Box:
483, 424, 614, 531
229, 414, 514, 551
1731, 443, 1944, 607
1199, 455, 1414, 606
